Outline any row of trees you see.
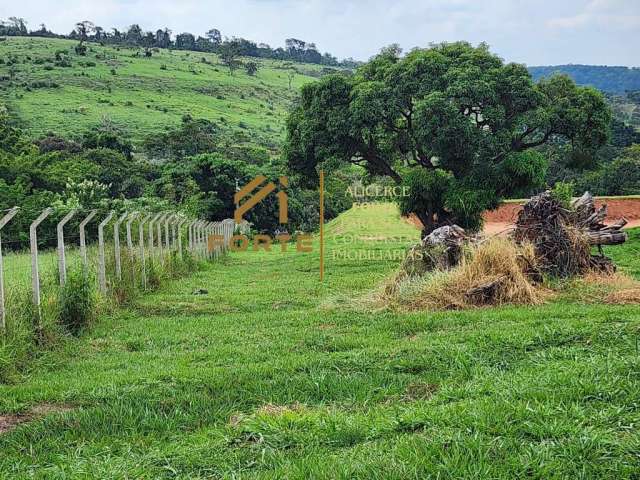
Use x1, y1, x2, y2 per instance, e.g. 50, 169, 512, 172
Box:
0, 17, 359, 68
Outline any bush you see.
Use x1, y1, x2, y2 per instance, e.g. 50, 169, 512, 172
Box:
550, 181, 575, 208
58, 266, 96, 334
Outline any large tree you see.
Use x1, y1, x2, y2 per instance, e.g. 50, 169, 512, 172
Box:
284, 42, 611, 234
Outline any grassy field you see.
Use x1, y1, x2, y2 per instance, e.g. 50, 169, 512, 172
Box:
0, 37, 321, 149
1, 203, 639, 478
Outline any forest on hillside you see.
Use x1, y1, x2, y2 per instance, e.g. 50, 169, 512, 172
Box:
529, 64, 640, 94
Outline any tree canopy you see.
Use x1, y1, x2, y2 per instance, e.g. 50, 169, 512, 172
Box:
284, 42, 611, 233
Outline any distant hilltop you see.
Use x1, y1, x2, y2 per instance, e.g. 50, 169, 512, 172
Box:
528, 65, 640, 94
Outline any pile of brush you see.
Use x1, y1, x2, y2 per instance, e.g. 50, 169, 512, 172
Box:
384, 191, 630, 311
383, 237, 546, 310
514, 191, 627, 277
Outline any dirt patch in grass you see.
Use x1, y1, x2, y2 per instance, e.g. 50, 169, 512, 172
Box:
256, 402, 305, 416
0, 403, 73, 435
403, 383, 439, 401
605, 288, 640, 304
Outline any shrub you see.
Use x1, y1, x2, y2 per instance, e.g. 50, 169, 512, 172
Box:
58, 267, 96, 334
550, 181, 575, 208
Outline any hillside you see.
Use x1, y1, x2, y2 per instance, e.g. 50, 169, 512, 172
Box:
2, 38, 639, 152
528, 64, 640, 94
0, 36, 321, 151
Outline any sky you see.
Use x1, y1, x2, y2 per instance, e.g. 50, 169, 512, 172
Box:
1, 0, 638, 66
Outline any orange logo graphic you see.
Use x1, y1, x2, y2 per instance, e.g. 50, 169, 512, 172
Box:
234, 175, 288, 224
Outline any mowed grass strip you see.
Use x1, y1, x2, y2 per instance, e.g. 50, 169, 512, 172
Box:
0, 204, 639, 479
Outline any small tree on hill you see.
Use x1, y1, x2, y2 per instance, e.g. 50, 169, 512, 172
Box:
74, 20, 94, 55
245, 61, 258, 76
220, 40, 242, 75
284, 42, 611, 235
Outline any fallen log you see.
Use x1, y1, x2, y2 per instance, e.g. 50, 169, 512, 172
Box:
465, 276, 506, 304
586, 230, 628, 246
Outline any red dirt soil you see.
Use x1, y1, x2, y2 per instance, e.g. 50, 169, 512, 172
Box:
406, 197, 640, 233
484, 198, 640, 223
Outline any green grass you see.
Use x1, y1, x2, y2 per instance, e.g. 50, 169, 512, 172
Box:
0, 37, 321, 149
0, 203, 639, 478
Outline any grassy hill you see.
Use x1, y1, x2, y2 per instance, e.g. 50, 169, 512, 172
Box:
1, 203, 639, 477
0, 36, 322, 151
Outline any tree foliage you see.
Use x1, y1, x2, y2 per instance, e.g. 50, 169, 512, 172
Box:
285, 42, 611, 233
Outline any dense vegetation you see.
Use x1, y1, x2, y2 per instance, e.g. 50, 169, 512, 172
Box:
1, 36, 639, 244
529, 64, 640, 94
0, 103, 353, 248
0, 37, 358, 247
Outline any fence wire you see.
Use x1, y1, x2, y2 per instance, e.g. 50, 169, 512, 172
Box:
0, 207, 238, 341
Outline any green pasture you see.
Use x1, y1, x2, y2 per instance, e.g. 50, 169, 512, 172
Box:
0, 203, 639, 478
0, 37, 319, 148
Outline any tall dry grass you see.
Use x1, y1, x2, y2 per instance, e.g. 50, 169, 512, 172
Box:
380, 237, 548, 311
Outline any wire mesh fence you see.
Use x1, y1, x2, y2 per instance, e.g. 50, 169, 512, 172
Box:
0, 207, 237, 350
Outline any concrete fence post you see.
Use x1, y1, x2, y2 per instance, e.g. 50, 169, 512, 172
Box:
166, 214, 175, 251
188, 221, 195, 252
193, 221, 200, 258
164, 214, 173, 251
227, 220, 235, 250
126, 212, 138, 252
114, 212, 128, 281
192, 221, 199, 257
79, 210, 97, 275
0, 207, 19, 334
148, 213, 162, 255
30, 207, 54, 329
193, 220, 200, 258
177, 219, 187, 259
211, 222, 218, 259
98, 211, 115, 295
138, 214, 151, 290
56, 209, 77, 286
171, 217, 178, 250
210, 222, 216, 259
156, 213, 168, 258
199, 221, 206, 259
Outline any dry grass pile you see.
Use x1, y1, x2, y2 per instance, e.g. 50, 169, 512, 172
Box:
564, 271, 640, 304
382, 237, 547, 310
